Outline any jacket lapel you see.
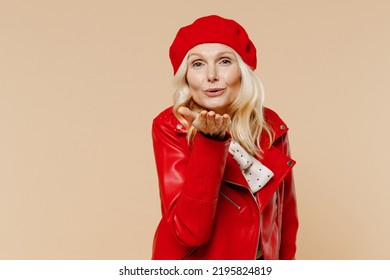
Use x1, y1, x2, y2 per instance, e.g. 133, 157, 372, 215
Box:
223, 153, 249, 188
255, 146, 295, 211
222, 147, 295, 212
222, 107, 296, 211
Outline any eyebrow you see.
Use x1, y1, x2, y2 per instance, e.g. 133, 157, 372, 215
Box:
188, 51, 235, 58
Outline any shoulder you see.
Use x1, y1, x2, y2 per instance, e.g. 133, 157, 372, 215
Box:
262, 107, 290, 145
263, 107, 288, 130
153, 106, 186, 135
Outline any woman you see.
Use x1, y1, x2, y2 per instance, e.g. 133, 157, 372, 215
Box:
152, 15, 298, 260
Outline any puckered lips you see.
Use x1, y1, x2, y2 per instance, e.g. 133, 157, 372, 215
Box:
203, 87, 226, 97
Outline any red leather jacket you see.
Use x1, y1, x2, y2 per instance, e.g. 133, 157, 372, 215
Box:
151, 106, 298, 259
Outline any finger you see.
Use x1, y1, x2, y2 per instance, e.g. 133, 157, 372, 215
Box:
178, 107, 198, 125
214, 114, 223, 128
206, 111, 216, 127
199, 110, 208, 126
222, 114, 231, 128
192, 110, 208, 130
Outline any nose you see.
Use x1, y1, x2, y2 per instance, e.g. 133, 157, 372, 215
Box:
207, 65, 219, 82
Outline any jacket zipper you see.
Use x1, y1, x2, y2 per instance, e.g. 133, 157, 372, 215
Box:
222, 180, 261, 259
181, 247, 199, 260
252, 191, 262, 259
256, 191, 279, 259
220, 191, 241, 210
257, 206, 263, 259
181, 191, 247, 259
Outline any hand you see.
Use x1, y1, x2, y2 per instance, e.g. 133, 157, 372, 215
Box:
178, 107, 231, 140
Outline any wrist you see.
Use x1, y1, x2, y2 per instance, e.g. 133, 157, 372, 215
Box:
199, 131, 226, 141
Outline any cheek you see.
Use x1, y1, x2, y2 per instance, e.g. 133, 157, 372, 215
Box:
186, 71, 203, 90
223, 67, 241, 86
227, 74, 241, 101
228, 73, 241, 92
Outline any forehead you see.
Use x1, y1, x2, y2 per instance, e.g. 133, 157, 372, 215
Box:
188, 43, 235, 57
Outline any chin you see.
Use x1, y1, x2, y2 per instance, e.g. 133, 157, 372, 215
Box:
202, 101, 226, 112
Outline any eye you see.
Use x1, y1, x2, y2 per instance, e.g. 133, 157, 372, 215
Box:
220, 58, 232, 65
191, 61, 204, 68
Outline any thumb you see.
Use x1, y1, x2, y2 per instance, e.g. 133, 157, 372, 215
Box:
178, 107, 198, 125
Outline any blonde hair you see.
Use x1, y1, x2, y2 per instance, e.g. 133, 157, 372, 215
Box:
172, 49, 273, 157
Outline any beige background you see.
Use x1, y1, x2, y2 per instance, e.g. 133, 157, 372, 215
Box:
1, 0, 389, 259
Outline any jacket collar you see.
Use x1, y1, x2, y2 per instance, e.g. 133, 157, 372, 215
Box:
223, 107, 295, 211
223, 147, 295, 211
260, 107, 289, 149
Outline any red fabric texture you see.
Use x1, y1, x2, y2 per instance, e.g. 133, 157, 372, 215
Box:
169, 15, 257, 74
151, 107, 298, 259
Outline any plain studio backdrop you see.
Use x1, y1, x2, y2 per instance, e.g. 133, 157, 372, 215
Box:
1, 0, 389, 259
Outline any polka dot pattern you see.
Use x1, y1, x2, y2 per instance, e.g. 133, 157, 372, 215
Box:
229, 141, 274, 194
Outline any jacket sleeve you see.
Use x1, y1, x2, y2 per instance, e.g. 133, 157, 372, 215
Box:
279, 133, 299, 259
152, 114, 231, 247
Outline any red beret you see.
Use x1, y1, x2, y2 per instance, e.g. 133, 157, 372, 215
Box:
169, 15, 257, 74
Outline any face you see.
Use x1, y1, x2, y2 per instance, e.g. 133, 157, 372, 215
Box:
186, 43, 241, 115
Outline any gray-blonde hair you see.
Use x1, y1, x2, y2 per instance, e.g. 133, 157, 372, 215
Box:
172, 49, 273, 157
